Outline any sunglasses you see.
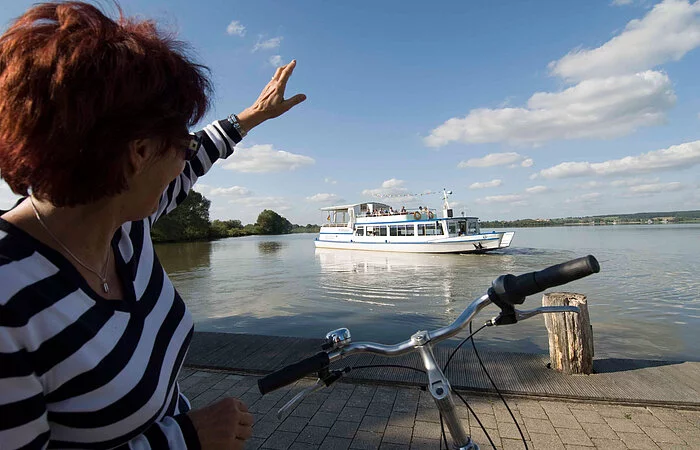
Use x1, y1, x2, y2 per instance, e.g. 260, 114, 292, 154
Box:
183, 133, 202, 161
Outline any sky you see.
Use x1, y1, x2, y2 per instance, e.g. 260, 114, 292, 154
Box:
1, 0, 699, 224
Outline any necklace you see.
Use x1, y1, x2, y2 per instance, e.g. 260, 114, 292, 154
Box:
29, 196, 112, 294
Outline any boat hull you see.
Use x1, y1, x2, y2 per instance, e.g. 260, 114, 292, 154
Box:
314, 232, 514, 254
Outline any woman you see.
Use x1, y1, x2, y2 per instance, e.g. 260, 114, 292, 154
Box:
0, 2, 305, 449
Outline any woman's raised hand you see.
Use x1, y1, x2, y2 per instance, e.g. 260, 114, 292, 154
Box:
187, 397, 254, 449
237, 60, 306, 133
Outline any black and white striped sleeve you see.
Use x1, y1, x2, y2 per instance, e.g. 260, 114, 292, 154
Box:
150, 119, 242, 224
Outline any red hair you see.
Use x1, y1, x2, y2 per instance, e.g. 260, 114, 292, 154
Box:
0, 1, 211, 206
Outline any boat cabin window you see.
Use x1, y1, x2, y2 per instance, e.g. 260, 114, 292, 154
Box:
390, 225, 398, 236
406, 225, 415, 236
448, 222, 457, 234
435, 222, 444, 235
417, 224, 425, 236
468, 219, 479, 234
378, 226, 388, 236
425, 223, 436, 235
366, 226, 374, 236
355, 226, 364, 236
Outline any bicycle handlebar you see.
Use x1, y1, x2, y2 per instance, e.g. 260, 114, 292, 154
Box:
490, 255, 599, 306
257, 255, 599, 395
258, 352, 329, 395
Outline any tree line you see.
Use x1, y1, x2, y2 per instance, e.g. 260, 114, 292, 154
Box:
151, 190, 320, 243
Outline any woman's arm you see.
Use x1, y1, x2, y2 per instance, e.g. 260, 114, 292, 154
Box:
149, 60, 306, 225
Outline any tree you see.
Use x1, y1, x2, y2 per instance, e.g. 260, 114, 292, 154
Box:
151, 190, 211, 242
256, 209, 293, 235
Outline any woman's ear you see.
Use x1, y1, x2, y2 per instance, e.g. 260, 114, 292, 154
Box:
127, 139, 157, 175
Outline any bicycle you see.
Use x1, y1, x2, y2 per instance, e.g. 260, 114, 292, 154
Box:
257, 255, 600, 449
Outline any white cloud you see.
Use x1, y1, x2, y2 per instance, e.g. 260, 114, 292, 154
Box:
610, 177, 660, 187
426, 71, 675, 146
628, 181, 684, 193
476, 194, 527, 204
536, 140, 700, 179
252, 36, 283, 52
469, 179, 503, 189
566, 192, 602, 203
611, 0, 635, 5
362, 179, 409, 197
226, 20, 246, 37
269, 55, 283, 67
306, 193, 342, 203
458, 152, 529, 168
223, 144, 315, 173
381, 178, 405, 189
550, 0, 700, 81
521, 158, 534, 168
525, 185, 548, 194
209, 186, 252, 197
324, 177, 337, 185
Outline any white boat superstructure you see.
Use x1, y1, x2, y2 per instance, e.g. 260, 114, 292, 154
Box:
314, 190, 514, 254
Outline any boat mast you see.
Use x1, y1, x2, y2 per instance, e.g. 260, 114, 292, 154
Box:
442, 189, 453, 218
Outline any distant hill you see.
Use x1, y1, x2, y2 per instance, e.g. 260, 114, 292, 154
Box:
480, 210, 700, 228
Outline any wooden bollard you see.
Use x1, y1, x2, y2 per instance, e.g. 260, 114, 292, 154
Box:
542, 292, 594, 375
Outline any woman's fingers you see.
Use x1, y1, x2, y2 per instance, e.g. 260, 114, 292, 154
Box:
239, 411, 254, 426
277, 60, 297, 91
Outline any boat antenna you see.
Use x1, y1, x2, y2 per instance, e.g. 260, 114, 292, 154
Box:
442, 188, 452, 211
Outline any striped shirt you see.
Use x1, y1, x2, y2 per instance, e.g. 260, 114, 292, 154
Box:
0, 120, 240, 449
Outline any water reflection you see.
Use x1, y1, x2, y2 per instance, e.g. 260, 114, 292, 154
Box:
155, 240, 212, 274
258, 241, 286, 255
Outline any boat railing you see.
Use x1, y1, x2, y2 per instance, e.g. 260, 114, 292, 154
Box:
321, 223, 349, 228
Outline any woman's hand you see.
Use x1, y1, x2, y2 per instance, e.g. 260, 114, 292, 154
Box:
187, 397, 254, 450
236, 60, 306, 134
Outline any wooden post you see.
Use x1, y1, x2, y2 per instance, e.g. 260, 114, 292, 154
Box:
543, 292, 594, 375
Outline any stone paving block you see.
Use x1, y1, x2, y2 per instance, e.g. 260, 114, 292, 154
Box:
245, 437, 265, 450
519, 404, 549, 420
359, 415, 388, 433
590, 437, 628, 449
392, 399, 418, 413
498, 421, 530, 440
382, 425, 413, 445
540, 401, 573, 417
329, 420, 360, 439
571, 408, 606, 424
470, 412, 497, 429
377, 442, 406, 450
319, 436, 352, 450
555, 427, 594, 446
412, 420, 443, 440
649, 408, 692, 425
640, 426, 685, 444
254, 420, 281, 439
416, 406, 441, 423
365, 402, 393, 418
278, 416, 309, 433
189, 388, 225, 409
340, 406, 368, 423
524, 417, 557, 435
295, 425, 329, 445
387, 409, 416, 428
529, 432, 566, 450
409, 437, 441, 450
580, 421, 619, 440
262, 430, 298, 450
350, 430, 382, 450
607, 417, 645, 434
291, 403, 320, 418
564, 445, 596, 450
550, 414, 583, 430
309, 411, 338, 428
250, 399, 278, 414
617, 431, 661, 449
501, 438, 529, 449
288, 443, 317, 450
469, 427, 501, 449
320, 397, 347, 413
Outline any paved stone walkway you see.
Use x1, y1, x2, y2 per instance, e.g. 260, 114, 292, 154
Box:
179, 368, 700, 449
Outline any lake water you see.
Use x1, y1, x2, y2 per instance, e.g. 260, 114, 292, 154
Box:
156, 225, 700, 362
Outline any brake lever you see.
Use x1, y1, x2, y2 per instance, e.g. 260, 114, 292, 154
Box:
487, 305, 580, 326
276, 378, 326, 419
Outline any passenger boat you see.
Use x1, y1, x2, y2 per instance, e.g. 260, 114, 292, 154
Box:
314, 190, 514, 254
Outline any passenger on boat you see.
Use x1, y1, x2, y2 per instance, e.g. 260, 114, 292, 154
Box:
401, 206, 407, 214
0, 3, 305, 448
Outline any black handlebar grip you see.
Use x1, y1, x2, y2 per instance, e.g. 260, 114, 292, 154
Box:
511, 255, 600, 298
258, 352, 330, 395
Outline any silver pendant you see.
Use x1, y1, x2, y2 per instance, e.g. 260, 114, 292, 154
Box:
103, 282, 110, 294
